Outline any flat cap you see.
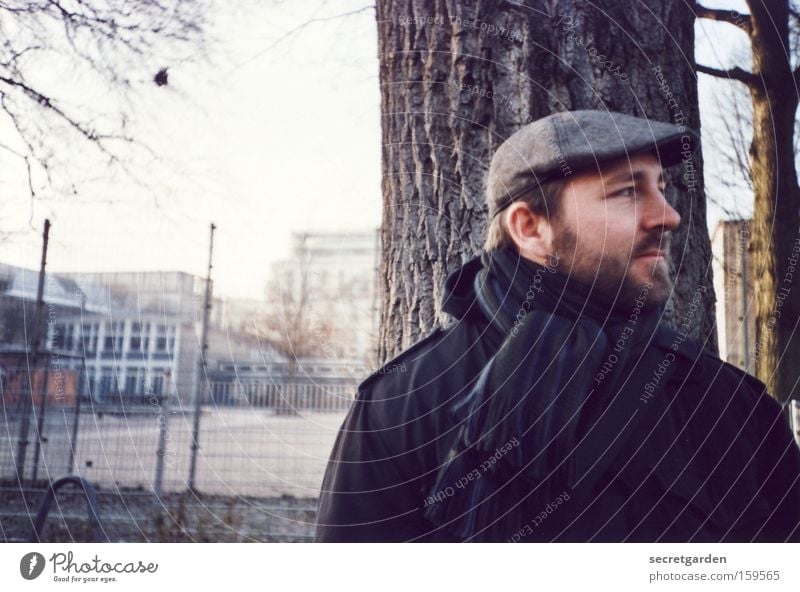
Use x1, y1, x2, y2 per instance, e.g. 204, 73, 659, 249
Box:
487, 110, 700, 218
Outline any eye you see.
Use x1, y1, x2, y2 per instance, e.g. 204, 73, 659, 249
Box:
612, 186, 636, 197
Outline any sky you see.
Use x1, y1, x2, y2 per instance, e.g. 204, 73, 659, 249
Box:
0, 0, 755, 300
0, 0, 381, 300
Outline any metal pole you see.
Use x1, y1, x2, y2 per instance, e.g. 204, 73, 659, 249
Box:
67, 357, 86, 474
188, 223, 215, 491
154, 369, 171, 498
30, 364, 50, 483
15, 219, 50, 484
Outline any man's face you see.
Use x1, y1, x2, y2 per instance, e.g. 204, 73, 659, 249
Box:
547, 152, 681, 307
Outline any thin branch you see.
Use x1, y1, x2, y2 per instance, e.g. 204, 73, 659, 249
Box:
0, 139, 37, 208
695, 63, 759, 87
694, 3, 752, 35
0, 73, 136, 155
230, 5, 374, 74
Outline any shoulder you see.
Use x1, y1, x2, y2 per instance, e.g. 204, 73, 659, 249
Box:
656, 324, 767, 395
654, 324, 780, 413
356, 326, 448, 394
694, 348, 771, 403
354, 318, 494, 431
669, 336, 785, 426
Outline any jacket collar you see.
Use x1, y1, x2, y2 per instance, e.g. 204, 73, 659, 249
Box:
440, 251, 705, 365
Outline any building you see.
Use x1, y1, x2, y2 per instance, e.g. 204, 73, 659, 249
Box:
49, 271, 205, 403
268, 230, 380, 364
711, 219, 755, 372
1, 265, 282, 406
712, 219, 800, 445
0, 263, 86, 404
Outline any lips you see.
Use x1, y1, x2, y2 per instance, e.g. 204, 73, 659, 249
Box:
637, 249, 666, 259
636, 235, 670, 260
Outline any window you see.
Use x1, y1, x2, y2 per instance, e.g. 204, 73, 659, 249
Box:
151, 375, 164, 397
46, 324, 59, 351
137, 368, 147, 394
104, 322, 123, 353
84, 324, 99, 353
80, 323, 96, 353
99, 371, 114, 397
84, 370, 95, 398
125, 375, 138, 395
129, 321, 142, 351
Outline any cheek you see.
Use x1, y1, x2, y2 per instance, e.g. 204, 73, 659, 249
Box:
579, 216, 637, 253
571, 219, 624, 255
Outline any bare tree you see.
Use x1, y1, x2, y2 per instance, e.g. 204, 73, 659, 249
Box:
260, 258, 339, 415
695, 1, 800, 404
263, 267, 325, 360
0, 0, 208, 208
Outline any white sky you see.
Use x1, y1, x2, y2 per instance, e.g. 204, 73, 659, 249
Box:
0, 0, 756, 300
0, 0, 381, 300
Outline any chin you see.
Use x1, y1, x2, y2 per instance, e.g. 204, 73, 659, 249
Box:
639, 277, 672, 307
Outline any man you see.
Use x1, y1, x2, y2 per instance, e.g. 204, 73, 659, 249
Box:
315, 110, 800, 542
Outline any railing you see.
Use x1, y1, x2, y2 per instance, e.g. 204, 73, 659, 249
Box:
29, 475, 108, 543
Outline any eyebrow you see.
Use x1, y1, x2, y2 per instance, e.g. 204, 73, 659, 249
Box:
605, 170, 665, 185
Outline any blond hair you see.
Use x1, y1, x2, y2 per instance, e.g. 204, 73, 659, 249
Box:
483, 179, 568, 252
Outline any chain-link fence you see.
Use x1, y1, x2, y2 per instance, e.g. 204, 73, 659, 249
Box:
0, 366, 355, 542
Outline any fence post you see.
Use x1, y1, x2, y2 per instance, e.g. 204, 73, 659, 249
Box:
188, 223, 215, 492
14, 219, 50, 484
67, 365, 85, 474
31, 366, 51, 483
153, 371, 172, 499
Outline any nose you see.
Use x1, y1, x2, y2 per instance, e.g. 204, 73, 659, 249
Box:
641, 185, 681, 232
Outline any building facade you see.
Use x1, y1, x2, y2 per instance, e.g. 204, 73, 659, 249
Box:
711, 219, 755, 372
268, 230, 380, 365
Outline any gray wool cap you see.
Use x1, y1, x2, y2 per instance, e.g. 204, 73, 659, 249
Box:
487, 110, 700, 218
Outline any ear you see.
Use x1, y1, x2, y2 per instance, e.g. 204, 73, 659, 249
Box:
505, 201, 554, 265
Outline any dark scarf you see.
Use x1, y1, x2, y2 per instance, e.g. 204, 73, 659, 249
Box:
424, 247, 674, 541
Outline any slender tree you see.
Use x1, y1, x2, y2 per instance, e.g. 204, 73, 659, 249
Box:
376, 0, 715, 362
696, 1, 800, 404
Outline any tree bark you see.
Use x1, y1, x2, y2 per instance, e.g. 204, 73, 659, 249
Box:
745, 0, 800, 403
376, 0, 715, 363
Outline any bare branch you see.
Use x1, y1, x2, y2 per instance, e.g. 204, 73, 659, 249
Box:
0, 139, 37, 218
695, 63, 760, 87
0, 0, 208, 207
231, 5, 374, 73
694, 3, 753, 35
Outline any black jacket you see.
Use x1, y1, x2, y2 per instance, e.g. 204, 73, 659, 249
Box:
315, 256, 800, 542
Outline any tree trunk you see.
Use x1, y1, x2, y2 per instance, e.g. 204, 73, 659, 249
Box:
376, 0, 715, 363
747, 0, 800, 403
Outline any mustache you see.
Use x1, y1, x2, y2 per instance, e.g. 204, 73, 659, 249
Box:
634, 233, 672, 257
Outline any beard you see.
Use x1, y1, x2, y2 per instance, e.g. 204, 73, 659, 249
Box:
549, 223, 674, 310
